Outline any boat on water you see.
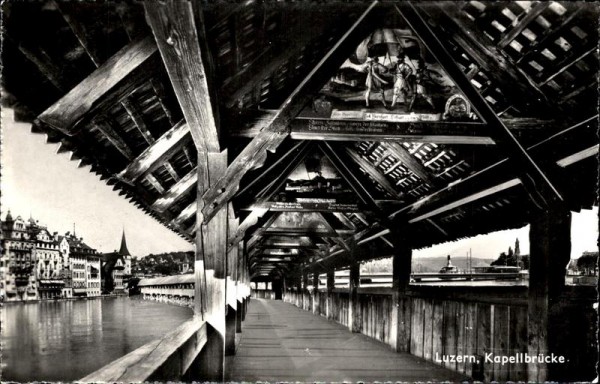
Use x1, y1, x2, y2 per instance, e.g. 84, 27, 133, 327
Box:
439, 255, 459, 277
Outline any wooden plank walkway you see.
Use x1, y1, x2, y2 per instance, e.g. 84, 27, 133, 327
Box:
226, 299, 470, 382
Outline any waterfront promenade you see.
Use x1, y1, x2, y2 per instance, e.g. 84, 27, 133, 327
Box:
226, 299, 468, 382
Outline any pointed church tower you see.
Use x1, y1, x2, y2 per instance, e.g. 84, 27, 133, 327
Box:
119, 229, 131, 256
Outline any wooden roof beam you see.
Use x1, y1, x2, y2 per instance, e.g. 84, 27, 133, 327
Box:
91, 117, 134, 161
121, 98, 156, 145
226, 209, 271, 252
37, 37, 157, 134
4, 35, 70, 92
333, 213, 356, 230
392, 115, 598, 223
319, 213, 352, 252
345, 148, 402, 199
398, 3, 563, 208
379, 142, 433, 184
151, 167, 197, 213
255, 142, 313, 200
319, 142, 376, 209
430, 3, 549, 112
200, 2, 381, 225
145, 1, 220, 152
255, 228, 347, 238
496, 2, 551, 50
121, 98, 182, 183
235, 142, 303, 197
357, 228, 390, 246
220, 4, 335, 107
55, 8, 184, 189
145, 174, 166, 195
516, 4, 586, 65
236, 113, 559, 144
117, 120, 191, 183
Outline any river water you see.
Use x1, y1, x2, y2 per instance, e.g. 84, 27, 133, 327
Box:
1, 296, 193, 382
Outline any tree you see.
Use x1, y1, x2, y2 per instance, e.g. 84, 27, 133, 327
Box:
491, 250, 529, 269
491, 252, 510, 266
577, 253, 598, 276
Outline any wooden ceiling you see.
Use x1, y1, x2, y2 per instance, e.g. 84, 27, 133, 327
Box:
3, 1, 598, 279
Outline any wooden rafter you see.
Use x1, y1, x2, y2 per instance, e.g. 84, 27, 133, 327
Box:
200, 1, 380, 225
379, 142, 433, 184
391, 115, 598, 223
333, 213, 356, 230
518, 11, 587, 67
92, 116, 134, 160
398, 3, 563, 208
226, 209, 271, 251
121, 98, 155, 145
255, 142, 312, 199
37, 36, 157, 134
145, 1, 220, 152
219, 3, 343, 107
345, 147, 402, 199
496, 2, 551, 50
118, 120, 191, 183
4, 34, 71, 92
254, 228, 349, 238
319, 142, 377, 209
234, 141, 307, 199
56, 7, 182, 194
430, 3, 549, 112
145, 174, 166, 195
236, 112, 559, 144
151, 167, 197, 213
222, 142, 311, 250
55, 2, 104, 65
426, 218, 449, 237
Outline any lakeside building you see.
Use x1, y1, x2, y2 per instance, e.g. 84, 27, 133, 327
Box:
1, 211, 103, 301
101, 230, 133, 294
1, 212, 38, 301
67, 234, 101, 297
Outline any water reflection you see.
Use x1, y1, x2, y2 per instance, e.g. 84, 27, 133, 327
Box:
2, 296, 192, 382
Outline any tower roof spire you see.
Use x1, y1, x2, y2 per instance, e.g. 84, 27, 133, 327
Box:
119, 228, 131, 256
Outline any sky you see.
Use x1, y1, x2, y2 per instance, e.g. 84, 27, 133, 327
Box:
2, 108, 598, 259
1, 109, 194, 256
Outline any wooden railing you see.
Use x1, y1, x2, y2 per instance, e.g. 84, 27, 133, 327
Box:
283, 285, 596, 382
80, 317, 207, 382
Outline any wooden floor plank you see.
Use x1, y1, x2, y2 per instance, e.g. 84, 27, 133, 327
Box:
226, 298, 469, 382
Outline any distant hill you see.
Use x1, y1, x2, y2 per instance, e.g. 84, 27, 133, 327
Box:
139, 251, 193, 261
362, 256, 495, 273
412, 256, 495, 273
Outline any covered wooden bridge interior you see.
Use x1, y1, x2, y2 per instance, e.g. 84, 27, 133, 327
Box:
2, 1, 598, 382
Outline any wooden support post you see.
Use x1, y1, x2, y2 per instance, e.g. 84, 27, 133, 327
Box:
245, 243, 251, 315
527, 208, 572, 382
326, 270, 335, 320
302, 270, 309, 311
225, 204, 239, 356
296, 280, 302, 308
144, 1, 220, 153
348, 262, 361, 333
193, 152, 228, 381
236, 241, 243, 334
312, 272, 320, 315
389, 227, 412, 352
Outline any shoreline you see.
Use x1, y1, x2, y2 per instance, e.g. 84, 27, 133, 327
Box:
2, 293, 129, 305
